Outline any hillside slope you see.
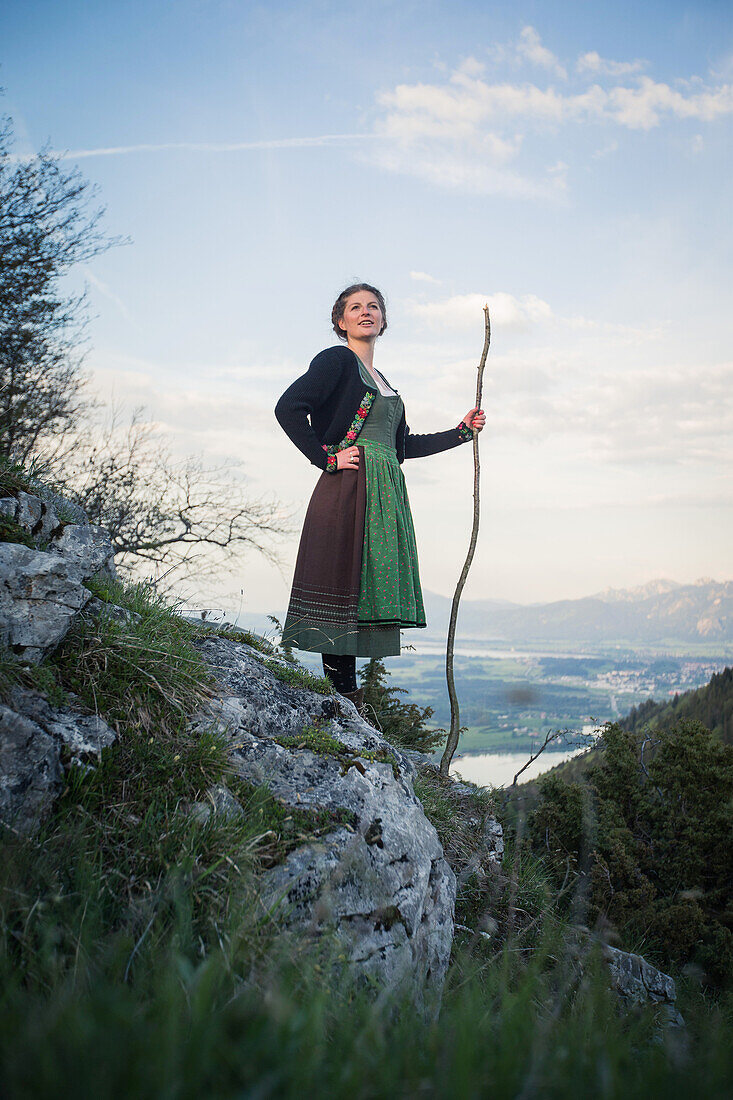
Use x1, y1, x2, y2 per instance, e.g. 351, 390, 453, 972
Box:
622, 666, 733, 744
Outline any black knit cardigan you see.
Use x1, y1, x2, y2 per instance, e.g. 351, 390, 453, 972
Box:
275, 345, 471, 472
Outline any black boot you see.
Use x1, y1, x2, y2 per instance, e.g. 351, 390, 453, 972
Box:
342, 687, 365, 713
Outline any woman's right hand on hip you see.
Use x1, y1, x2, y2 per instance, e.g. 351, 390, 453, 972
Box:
336, 446, 360, 471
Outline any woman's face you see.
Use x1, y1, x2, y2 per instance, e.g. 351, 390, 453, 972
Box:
338, 291, 384, 341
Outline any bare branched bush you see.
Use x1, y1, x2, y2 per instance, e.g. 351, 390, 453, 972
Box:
50, 408, 290, 587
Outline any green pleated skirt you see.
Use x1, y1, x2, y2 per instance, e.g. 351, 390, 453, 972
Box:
356, 438, 425, 647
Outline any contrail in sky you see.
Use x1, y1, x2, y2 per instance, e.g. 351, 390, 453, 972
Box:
45, 134, 374, 160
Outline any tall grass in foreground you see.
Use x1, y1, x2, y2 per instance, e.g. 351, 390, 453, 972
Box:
1, 578, 732, 1097
1, 891, 732, 1100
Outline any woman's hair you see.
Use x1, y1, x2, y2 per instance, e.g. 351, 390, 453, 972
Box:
331, 283, 388, 340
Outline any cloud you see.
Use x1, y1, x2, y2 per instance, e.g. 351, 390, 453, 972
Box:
407, 292, 553, 329
410, 271, 442, 284
517, 26, 567, 80
378, 68, 733, 133
487, 360, 733, 468
577, 51, 646, 77
370, 56, 733, 195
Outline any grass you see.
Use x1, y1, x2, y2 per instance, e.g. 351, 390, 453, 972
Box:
0, 646, 67, 705
260, 657, 334, 695
274, 723, 400, 778
2, 574, 732, 1095
226, 778, 357, 868
0, 905, 731, 1098
0, 456, 39, 498
0, 514, 35, 548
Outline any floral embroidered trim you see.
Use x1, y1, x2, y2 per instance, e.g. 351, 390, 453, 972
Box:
457, 420, 474, 442
322, 389, 376, 472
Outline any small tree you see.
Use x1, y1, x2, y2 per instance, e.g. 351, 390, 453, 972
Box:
360, 658, 443, 753
0, 116, 289, 586
0, 116, 113, 468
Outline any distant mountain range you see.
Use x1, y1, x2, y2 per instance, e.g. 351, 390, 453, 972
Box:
421, 578, 732, 645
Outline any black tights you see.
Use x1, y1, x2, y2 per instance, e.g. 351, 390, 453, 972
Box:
322, 654, 357, 694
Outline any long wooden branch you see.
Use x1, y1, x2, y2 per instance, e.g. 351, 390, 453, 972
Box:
439, 305, 490, 777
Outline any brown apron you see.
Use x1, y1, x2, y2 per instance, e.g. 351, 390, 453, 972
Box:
281, 455, 367, 654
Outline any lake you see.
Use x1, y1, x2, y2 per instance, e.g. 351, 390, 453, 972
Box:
450, 745, 590, 788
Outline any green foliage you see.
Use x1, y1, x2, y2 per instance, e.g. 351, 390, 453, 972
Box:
0, 647, 66, 706
360, 656, 444, 752
624, 666, 733, 745
0, 514, 35, 547
229, 779, 357, 868
53, 580, 214, 731
531, 719, 733, 985
260, 657, 333, 695
0, 455, 39, 498
1, 914, 732, 1098
275, 723, 400, 778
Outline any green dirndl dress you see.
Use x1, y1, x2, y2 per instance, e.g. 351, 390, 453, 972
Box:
282, 363, 426, 657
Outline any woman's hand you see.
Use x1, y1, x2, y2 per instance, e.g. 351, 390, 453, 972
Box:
462, 407, 486, 432
336, 446, 360, 470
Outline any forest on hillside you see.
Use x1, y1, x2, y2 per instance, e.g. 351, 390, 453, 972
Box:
623, 667, 733, 745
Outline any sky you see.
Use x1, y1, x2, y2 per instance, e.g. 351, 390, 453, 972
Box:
2, 0, 732, 620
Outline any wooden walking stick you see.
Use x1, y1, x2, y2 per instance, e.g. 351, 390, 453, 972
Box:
439, 304, 491, 777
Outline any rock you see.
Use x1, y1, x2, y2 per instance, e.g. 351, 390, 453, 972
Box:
32, 486, 88, 525
189, 783, 245, 824
0, 519, 116, 661
0, 543, 93, 661
85, 597, 140, 626
51, 524, 116, 579
482, 817, 505, 864
0, 689, 116, 834
9, 688, 116, 761
602, 943, 684, 1026
0, 498, 18, 522
191, 635, 456, 1002
14, 492, 43, 534
0, 703, 64, 834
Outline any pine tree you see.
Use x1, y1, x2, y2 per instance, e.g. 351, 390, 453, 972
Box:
359, 658, 443, 753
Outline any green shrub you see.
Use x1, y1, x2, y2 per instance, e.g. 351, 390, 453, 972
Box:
531, 719, 733, 985
360, 657, 444, 752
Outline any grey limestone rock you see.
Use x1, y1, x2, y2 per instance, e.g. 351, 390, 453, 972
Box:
190, 782, 245, 825
0, 703, 64, 834
51, 524, 116, 579
0, 689, 116, 834
0, 543, 93, 661
1, 492, 63, 543
0, 513, 116, 661
602, 943, 684, 1025
191, 634, 456, 1001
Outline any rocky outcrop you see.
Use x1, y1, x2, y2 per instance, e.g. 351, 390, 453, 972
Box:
602, 943, 684, 1027
0, 687, 116, 834
0, 491, 115, 662
191, 635, 457, 1001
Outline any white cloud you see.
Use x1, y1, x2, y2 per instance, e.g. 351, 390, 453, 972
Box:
407, 292, 553, 329
517, 26, 567, 80
577, 51, 646, 77
410, 271, 442, 284
488, 359, 733, 468
370, 58, 733, 194
378, 68, 733, 133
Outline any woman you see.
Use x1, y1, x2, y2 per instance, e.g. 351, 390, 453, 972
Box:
275, 283, 485, 708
